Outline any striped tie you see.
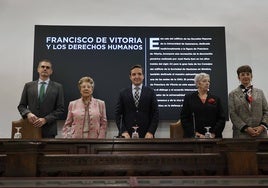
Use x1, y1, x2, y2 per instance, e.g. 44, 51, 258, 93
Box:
134, 87, 140, 107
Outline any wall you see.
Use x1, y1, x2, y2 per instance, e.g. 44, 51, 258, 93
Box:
1, 0, 268, 138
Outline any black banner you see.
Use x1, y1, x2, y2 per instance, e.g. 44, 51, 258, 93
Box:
34, 26, 227, 120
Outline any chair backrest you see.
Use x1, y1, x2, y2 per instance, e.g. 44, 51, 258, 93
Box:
11, 118, 42, 139
170, 120, 184, 139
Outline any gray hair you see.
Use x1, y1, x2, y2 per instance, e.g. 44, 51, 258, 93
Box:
78, 76, 95, 90
194, 73, 210, 87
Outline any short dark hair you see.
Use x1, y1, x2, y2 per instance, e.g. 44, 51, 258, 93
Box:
130, 64, 143, 75
38, 59, 53, 69
237, 65, 252, 76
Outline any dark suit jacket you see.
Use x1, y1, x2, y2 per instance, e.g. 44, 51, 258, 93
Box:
18, 80, 64, 138
115, 85, 159, 138
180, 91, 226, 138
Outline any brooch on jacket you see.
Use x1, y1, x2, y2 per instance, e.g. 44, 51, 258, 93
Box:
208, 98, 216, 104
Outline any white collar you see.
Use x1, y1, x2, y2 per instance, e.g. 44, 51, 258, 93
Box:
132, 84, 142, 90
38, 79, 50, 84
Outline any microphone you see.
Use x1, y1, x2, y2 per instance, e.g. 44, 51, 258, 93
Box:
192, 112, 198, 138
116, 115, 125, 138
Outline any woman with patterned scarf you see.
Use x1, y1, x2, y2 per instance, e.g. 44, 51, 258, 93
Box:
229, 65, 268, 138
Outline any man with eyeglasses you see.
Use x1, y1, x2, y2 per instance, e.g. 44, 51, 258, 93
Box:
18, 59, 64, 138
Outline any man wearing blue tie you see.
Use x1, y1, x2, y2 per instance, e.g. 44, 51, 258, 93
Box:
18, 59, 64, 138
115, 64, 159, 138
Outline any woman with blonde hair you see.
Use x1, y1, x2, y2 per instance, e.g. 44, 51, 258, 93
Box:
180, 72, 226, 138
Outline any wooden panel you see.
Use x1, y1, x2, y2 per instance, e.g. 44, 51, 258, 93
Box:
0, 139, 268, 177
38, 139, 220, 154
37, 153, 226, 176
218, 139, 258, 175
3, 141, 40, 177
0, 154, 6, 176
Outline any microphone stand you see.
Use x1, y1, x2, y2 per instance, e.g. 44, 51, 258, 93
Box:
192, 112, 198, 138
116, 115, 125, 138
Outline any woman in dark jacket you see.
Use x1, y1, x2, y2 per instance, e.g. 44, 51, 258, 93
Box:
180, 73, 226, 138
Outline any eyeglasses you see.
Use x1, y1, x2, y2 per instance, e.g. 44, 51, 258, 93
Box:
40, 65, 51, 69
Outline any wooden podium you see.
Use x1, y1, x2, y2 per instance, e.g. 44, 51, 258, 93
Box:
11, 119, 42, 139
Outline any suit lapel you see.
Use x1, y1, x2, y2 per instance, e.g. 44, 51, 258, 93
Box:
252, 89, 257, 99
127, 87, 136, 107
251, 89, 258, 107
139, 86, 145, 103
235, 87, 251, 111
33, 81, 39, 99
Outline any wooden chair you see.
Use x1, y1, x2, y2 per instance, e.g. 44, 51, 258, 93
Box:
11, 118, 42, 139
170, 120, 184, 139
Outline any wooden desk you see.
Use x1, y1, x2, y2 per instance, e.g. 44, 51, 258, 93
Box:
0, 139, 267, 177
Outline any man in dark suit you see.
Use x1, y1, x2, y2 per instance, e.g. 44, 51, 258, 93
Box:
115, 64, 159, 138
18, 59, 64, 138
